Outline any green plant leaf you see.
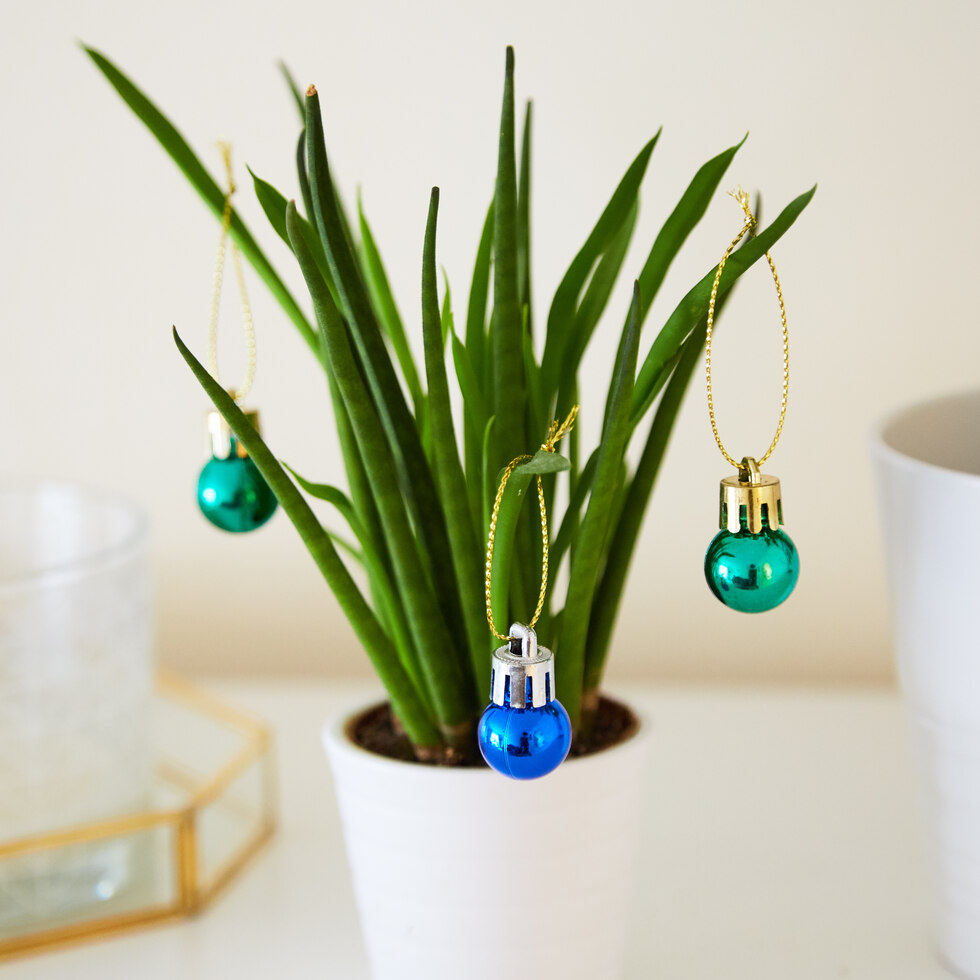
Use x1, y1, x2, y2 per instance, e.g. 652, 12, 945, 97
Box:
451, 327, 489, 429
564, 201, 638, 377
586, 243, 743, 685
440, 269, 454, 350
422, 189, 487, 694
490, 46, 526, 469
514, 449, 570, 476
522, 312, 546, 442
286, 199, 477, 735
83, 46, 319, 358
518, 100, 533, 331
484, 455, 573, 639
249, 168, 335, 294
279, 61, 306, 121
357, 193, 425, 417
464, 201, 495, 533
539, 132, 659, 404
634, 136, 747, 323
624, 345, 683, 431
282, 466, 432, 715
296, 130, 315, 222
485, 466, 534, 639
550, 448, 597, 576
325, 358, 396, 599
481, 415, 496, 535
586, 321, 705, 688
304, 88, 468, 648
631, 185, 816, 426
249, 168, 291, 245
172, 326, 440, 748
452, 323, 490, 537
327, 531, 363, 565
465, 201, 494, 380
282, 463, 358, 525
558, 282, 642, 728
296, 129, 357, 292
554, 200, 639, 421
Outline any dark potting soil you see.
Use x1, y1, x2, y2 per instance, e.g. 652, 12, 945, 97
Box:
348, 695, 639, 767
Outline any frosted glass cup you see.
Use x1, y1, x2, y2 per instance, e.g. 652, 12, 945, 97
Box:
0, 481, 153, 934
871, 391, 980, 980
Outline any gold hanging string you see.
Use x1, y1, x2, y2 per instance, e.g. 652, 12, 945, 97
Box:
207, 142, 257, 404
484, 406, 579, 642
705, 187, 789, 470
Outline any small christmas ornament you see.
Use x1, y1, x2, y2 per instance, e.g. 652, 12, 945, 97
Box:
703, 188, 798, 613
478, 408, 578, 780
195, 142, 277, 533
704, 456, 798, 613
198, 409, 277, 533
478, 623, 572, 780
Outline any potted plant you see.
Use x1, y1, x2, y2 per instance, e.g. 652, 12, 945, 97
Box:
86, 44, 814, 978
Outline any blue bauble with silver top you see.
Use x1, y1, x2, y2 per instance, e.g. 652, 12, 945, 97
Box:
477, 623, 572, 780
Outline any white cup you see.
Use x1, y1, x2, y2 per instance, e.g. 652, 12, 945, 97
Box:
871, 390, 980, 979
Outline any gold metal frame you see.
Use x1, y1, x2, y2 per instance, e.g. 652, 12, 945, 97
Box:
0, 672, 276, 960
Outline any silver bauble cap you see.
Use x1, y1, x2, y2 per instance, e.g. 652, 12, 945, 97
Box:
490, 623, 555, 709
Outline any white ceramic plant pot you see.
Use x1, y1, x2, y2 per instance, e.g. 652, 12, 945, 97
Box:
323, 700, 648, 980
871, 390, 980, 980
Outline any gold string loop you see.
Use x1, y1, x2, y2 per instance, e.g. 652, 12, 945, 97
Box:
485, 406, 579, 642
705, 187, 789, 470
207, 142, 257, 404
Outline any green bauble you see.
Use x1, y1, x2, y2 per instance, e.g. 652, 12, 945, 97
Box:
704, 519, 798, 614
197, 453, 277, 533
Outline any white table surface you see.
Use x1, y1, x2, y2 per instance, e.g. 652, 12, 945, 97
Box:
2, 681, 955, 979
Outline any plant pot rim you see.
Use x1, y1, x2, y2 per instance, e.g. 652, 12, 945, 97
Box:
870, 388, 980, 486
322, 693, 648, 780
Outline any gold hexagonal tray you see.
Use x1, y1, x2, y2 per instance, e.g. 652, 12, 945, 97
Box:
0, 673, 275, 959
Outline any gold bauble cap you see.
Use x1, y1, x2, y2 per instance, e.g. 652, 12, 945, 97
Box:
719, 456, 783, 534
206, 407, 260, 460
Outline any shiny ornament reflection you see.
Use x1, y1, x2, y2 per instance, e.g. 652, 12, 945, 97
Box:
197, 452, 277, 533
704, 515, 798, 614
478, 698, 572, 780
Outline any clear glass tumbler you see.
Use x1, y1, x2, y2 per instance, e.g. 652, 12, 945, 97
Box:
0, 480, 153, 933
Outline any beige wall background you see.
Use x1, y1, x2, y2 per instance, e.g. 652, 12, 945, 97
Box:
2, 0, 976, 685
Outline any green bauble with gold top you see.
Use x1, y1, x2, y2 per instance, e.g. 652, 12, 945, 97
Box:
197, 409, 277, 534
704, 456, 798, 613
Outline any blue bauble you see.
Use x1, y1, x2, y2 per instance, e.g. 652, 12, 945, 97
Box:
478, 700, 572, 780
704, 523, 798, 613
197, 453, 278, 533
